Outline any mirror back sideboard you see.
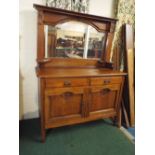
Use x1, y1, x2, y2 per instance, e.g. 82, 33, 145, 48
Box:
34, 4, 126, 142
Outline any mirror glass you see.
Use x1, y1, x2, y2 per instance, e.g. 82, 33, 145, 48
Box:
44, 21, 106, 59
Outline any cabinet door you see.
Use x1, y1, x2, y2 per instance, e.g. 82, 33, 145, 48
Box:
44, 87, 86, 127
89, 84, 121, 116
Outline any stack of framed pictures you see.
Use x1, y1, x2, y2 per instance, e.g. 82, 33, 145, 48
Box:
46, 0, 89, 13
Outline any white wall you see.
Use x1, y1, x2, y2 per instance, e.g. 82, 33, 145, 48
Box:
19, 0, 45, 119
19, 0, 115, 120
89, 0, 115, 17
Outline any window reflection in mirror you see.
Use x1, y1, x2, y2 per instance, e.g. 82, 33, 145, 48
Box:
44, 21, 106, 59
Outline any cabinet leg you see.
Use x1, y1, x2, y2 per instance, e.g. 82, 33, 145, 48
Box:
41, 128, 46, 142
41, 117, 46, 142
111, 117, 117, 126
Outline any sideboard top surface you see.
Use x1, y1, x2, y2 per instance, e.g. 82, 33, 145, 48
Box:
36, 68, 127, 78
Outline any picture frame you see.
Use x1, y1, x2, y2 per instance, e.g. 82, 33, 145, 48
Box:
46, 0, 89, 13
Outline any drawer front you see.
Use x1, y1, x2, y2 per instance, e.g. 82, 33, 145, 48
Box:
90, 76, 122, 86
45, 78, 89, 88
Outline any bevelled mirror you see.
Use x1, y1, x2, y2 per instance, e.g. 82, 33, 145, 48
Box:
44, 21, 106, 59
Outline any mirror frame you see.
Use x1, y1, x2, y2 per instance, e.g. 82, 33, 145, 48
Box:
34, 4, 117, 63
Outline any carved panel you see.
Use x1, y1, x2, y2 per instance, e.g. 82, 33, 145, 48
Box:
90, 84, 120, 113
92, 21, 110, 32
44, 12, 70, 25
44, 87, 85, 123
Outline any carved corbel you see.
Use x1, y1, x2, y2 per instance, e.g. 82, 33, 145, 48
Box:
38, 11, 44, 25
110, 22, 116, 33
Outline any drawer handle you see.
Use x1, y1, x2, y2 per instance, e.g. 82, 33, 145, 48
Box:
101, 88, 111, 95
63, 91, 74, 97
64, 81, 71, 86
103, 80, 111, 84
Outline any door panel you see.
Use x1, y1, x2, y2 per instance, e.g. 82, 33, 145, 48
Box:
90, 84, 121, 113
91, 90, 116, 111
49, 94, 81, 117
44, 87, 85, 124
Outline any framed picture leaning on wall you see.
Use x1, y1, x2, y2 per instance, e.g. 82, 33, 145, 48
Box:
46, 0, 89, 13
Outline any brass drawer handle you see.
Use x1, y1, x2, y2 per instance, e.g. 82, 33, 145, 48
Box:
103, 80, 111, 84
63, 91, 74, 97
64, 80, 71, 86
101, 88, 111, 95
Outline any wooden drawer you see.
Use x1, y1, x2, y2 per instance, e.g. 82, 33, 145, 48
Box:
90, 76, 122, 86
45, 78, 89, 88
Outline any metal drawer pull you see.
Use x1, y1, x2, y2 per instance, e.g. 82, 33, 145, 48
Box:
103, 80, 111, 84
101, 88, 111, 95
63, 91, 74, 97
64, 81, 71, 86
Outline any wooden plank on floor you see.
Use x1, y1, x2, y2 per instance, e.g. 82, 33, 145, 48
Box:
122, 99, 130, 128
124, 24, 135, 127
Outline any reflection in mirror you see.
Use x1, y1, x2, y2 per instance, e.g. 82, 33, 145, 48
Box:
45, 21, 106, 59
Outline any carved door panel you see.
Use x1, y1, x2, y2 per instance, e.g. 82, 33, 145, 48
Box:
89, 84, 121, 115
44, 87, 87, 126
